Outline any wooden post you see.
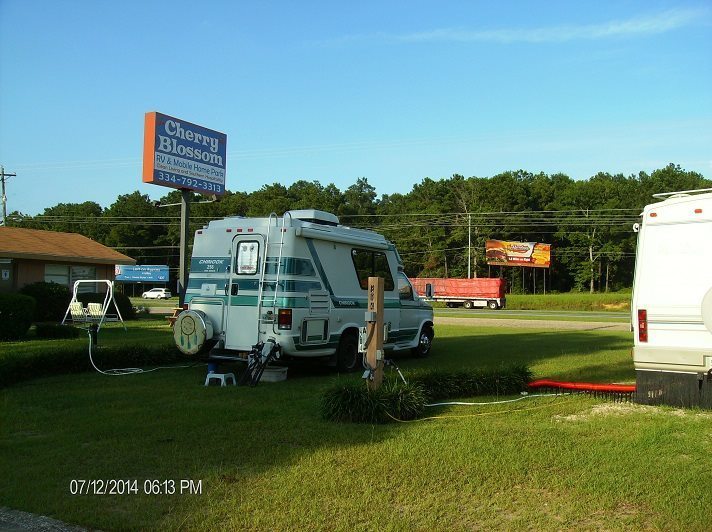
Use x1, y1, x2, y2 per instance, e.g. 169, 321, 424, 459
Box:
366, 276, 385, 391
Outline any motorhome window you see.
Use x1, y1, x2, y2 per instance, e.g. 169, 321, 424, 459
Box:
398, 273, 414, 301
265, 258, 316, 276
350, 249, 395, 291
236, 241, 260, 275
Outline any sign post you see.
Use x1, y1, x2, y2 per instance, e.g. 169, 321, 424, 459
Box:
179, 189, 191, 305
366, 276, 385, 391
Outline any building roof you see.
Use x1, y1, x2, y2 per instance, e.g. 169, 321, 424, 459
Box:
0, 227, 136, 265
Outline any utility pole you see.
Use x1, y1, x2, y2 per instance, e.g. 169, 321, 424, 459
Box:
467, 213, 472, 279
0, 166, 17, 225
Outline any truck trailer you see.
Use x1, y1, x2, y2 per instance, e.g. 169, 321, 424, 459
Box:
410, 277, 506, 310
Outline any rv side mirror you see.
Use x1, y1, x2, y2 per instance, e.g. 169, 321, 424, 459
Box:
633, 223, 640, 233
426, 283, 433, 298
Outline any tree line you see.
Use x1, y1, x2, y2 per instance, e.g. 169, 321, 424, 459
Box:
10, 163, 711, 293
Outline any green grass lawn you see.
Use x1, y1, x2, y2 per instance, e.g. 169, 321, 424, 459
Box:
1, 322, 710, 530
505, 291, 631, 311
129, 296, 179, 308
433, 309, 629, 323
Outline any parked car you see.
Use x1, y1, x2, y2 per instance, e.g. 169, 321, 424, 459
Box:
142, 288, 172, 299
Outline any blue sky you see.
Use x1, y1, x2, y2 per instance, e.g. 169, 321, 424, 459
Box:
1, 0, 710, 215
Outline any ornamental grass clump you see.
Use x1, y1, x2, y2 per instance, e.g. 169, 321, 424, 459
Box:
410, 364, 533, 402
320, 379, 425, 424
321, 364, 532, 424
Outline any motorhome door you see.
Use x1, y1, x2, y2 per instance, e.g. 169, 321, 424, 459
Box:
225, 235, 265, 351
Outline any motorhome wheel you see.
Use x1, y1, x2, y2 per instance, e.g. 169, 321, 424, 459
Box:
487, 300, 498, 310
412, 325, 434, 357
464, 300, 474, 310
336, 332, 360, 372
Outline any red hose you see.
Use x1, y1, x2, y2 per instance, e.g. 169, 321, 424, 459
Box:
528, 379, 636, 393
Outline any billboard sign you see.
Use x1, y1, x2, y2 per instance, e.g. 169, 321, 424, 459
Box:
143, 112, 227, 195
486, 240, 551, 268
115, 265, 170, 282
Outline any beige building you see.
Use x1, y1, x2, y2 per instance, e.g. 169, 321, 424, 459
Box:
0, 227, 135, 293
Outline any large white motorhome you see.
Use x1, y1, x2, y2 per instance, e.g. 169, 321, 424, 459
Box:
632, 189, 712, 407
173, 210, 434, 371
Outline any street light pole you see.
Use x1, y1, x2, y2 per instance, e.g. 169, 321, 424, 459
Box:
467, 213, 471, 279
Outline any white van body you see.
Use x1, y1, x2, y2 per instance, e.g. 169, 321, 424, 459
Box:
177, 210, 434, 371
632, 189, 712, 407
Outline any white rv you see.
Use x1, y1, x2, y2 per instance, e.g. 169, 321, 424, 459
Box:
173, 210, 434, 371
632, 189, 712, 407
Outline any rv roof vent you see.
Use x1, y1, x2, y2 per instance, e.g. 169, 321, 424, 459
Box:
652, 188, 712, 199
288, 210, 340, 227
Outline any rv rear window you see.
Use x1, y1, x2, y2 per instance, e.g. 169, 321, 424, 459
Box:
351, 249, 395, 291
236, 241, 260, 275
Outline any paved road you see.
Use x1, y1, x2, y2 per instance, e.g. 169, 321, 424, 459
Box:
435, 315, 630, 331
434, 308, 629, 322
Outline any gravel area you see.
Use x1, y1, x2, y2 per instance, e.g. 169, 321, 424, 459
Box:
0, 507, 87, 531
435, 316, 630, 331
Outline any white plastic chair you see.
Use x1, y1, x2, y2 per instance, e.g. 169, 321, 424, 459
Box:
69, 302, 88, 323
87, 303, 103, 322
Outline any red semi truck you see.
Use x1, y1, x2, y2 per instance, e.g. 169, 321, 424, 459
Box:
411, 277, 506, 310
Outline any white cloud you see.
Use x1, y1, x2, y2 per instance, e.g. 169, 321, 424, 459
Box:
341, 8, 707, 45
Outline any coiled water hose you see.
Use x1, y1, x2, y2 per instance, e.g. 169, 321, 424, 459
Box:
87, 325, 199, 376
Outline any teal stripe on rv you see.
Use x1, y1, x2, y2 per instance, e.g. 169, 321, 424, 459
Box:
185, 294, 309, 308
228, 296, 310, 308
187, 279, 322, 293
189, 256, 315, 277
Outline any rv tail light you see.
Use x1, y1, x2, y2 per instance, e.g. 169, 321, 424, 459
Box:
695, 208, 703, 214
650, 213, 657, 218
638, 309, 648, 343
278, 308, 292, 330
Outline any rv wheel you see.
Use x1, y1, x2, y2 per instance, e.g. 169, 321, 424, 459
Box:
336, 332, 361, 373
412, 325, 434, 358
487, 300, 498, 310
463, 300, 474, 310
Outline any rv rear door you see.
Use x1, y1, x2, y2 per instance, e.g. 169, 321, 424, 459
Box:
224, 235, 265, 351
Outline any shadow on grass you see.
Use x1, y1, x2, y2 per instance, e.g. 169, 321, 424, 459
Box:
0, 326, 634, 529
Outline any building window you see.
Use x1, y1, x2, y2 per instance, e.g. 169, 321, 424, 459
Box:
44, 264, 97, 292
45, 264, 69, 286
71, 266, 97, 293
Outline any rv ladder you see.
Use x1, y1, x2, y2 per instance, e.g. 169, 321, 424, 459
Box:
258, 213, 291, 330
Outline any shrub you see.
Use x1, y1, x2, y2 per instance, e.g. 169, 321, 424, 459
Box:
77, 292, 136, 320
34, 323, 81, 339
409, 365, 533, 402
0, 293, 36, 341
0, 342, 188, 388
321, 379, 426, 424
321, 365, 533, 424
19, 282, 71, 322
